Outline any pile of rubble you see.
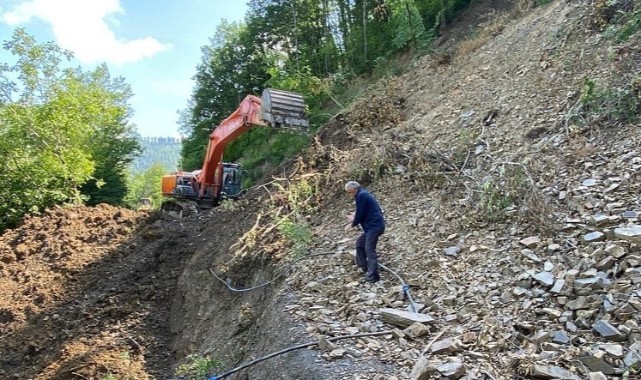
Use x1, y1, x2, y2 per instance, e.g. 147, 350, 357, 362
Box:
279, 140, 641, 380
273, 1, 641, 378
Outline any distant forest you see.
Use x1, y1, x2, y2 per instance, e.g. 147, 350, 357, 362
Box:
130, 136, 182, 174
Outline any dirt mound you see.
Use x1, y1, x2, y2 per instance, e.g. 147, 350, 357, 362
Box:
0, 204, 198, 379
3, 1, 641, 379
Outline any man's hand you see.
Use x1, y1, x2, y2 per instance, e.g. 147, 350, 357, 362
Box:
346, 212, 355, 222
344, 222, 353, 232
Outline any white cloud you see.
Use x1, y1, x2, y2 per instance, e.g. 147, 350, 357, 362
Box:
1, 0, 171, 65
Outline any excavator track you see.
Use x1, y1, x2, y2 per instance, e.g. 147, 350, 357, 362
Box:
160, 199, 198, 218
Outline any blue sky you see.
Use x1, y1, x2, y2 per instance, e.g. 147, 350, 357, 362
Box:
0, 0, 248, 137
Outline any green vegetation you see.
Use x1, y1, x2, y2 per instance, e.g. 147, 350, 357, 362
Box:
124, 163, 167, 210
599, 0, 641, 41
273, 177, 316, 256
578, 77, 640, 127
477, 164, 530, 223
130, 137, 182, 174
179, 0, 476, 186
0, 29, 140, 230
277, 216, 313, 257
174, 354, 222, 380
0, 0, 488, 230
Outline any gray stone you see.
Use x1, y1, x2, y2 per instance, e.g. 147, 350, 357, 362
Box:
541, 308, 562, 319
623, 341, 641, 368
430, 338, 459, 354
519, 236, 541, 248
521, 249, 542, 263
614, 225, 641, 243
533, 271, 555, 287
582, 178, 599, 187
409, 356, 435, 380
461, 332, 476, 344
604, 243, 626, 258
541, 342, 563, 351
578, 355, 618, 375
436, 360, 466, 379
532, 331, 550, 343
592, 320, 627, 342
584, 231, 605, 243
318, 337, 337, 352
499, 290, 513, 303
591, 214, 610, 226
552, 330, 571, 345
329, 348, 346, 358
540, 350, 561, 359
531, 364, 581, 379
513, 287, 528, 296
404, 322, 430, 339
599, 343, 623, 358
564, 269, 580, 279
547, 243, 561, 252
444, 246, 460, 257
588, 372, 607, 380
565, 296, 588, 310
574, 277, 604, 291
579, 268, 598, 278
379, 308, 435, 327
595, 256, 616, 271
550, 279, 569, 295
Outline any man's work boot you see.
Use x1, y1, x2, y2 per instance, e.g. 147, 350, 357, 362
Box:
364, 274, 380, 283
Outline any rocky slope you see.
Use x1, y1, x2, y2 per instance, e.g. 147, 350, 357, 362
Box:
1, 1, 641, 379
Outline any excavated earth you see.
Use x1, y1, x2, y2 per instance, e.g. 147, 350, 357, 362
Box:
2, 0, 641, 379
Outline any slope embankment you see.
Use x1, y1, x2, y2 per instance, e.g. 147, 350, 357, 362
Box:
1, 1, 641, 379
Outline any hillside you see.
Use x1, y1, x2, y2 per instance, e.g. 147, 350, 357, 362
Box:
130, 137, 182, 174
2, 1, 641, 379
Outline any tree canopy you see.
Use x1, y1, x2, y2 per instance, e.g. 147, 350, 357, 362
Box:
180, 0, 472, 182
0, 29, 140, 229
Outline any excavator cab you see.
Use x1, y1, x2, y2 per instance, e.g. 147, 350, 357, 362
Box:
220, 163, 243, 199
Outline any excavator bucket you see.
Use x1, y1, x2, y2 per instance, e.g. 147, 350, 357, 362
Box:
261, 88, 309, 132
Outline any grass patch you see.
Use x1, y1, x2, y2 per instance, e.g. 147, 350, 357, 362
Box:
174, 354, 222, 380
574, 77, 641, 127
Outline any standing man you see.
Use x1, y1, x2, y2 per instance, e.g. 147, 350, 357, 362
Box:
344, 181, 385, 283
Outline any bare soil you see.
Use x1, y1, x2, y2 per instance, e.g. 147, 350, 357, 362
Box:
2, 1, 641, 379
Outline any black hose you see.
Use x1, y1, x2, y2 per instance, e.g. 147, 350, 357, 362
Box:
207, 331, 392, 379
210, 253, 419, 312
209, 252, 335, 292
378, 262, 419, 313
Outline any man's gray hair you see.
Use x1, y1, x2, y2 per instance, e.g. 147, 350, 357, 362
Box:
345, 181, 360, 191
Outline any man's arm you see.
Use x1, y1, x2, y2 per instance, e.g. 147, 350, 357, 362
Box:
351, 194, 368, 227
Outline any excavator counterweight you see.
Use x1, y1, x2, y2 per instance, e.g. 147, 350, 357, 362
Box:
161, 88, 309, 216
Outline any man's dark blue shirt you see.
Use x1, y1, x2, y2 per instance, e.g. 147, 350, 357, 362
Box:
351, 188, 385, 233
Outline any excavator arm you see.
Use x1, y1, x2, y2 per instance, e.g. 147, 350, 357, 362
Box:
158, 88, 307, 208
198, 89, 308, 200
197, 94, 263, 199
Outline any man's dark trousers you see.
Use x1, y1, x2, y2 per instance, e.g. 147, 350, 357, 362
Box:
355, 229, 384, 279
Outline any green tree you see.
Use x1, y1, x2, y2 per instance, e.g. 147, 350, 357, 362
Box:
179, 21, 270, 171
77, 65, 142, 206
125, 163, 166, 209
0, 29, 140, 229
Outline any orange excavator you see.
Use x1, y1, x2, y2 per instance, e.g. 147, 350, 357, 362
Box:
160, 88, 309, 216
